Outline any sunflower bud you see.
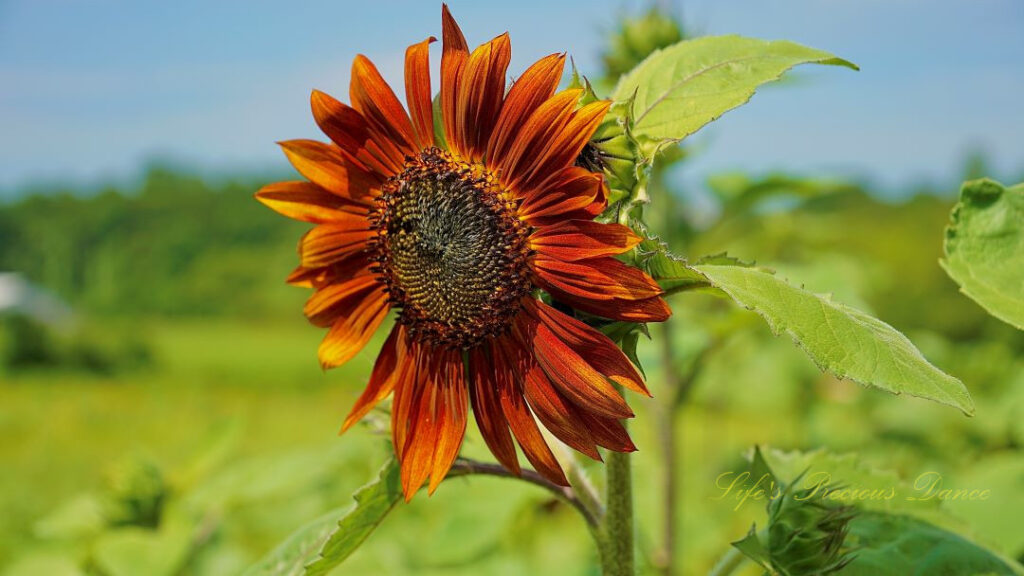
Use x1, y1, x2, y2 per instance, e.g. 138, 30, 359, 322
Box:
732, 448, 857, 576
600, 6, 685, 88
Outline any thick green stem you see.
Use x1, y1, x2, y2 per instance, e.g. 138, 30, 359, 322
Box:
599, 415, 635, 576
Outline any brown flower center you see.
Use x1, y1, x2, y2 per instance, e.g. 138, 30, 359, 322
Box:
369, 148, 532, 348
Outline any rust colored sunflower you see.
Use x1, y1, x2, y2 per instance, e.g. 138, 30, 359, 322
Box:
257, 5, 670, 500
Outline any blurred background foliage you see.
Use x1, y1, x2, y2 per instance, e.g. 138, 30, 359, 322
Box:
2, 6, 1022, 576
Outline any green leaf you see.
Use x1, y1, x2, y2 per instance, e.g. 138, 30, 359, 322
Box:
838, 512, 1024, 576
612, 35, 857, 155
690, 264, 974, 414
303, 459, 403, 576
731, 525, 773, 571
941, 178, 1024, 330
242, 507, 349, 576
635, 234, 747, 294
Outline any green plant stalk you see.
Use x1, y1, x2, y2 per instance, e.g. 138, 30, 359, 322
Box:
599, 395, 635, 576
707, 546, 746, 576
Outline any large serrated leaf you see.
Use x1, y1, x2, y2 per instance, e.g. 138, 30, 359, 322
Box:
941, 178, 1024, 330
303, 459, 402, 576
612, 35, 857, 155
691, 264, 974, 414
838, 512, 1024, 576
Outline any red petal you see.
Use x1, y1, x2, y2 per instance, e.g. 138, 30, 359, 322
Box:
455, 33, 511, 161
577, 410, 636, 453
518, 166, 602, 224
310, 90, 394, 178
519, 308, 634, 420
494, 344, 568, 486
391, 343, 426, 462
518, 100, 611, 197
468, 345, 520, 475
317, 287, 389, 369
350, 55, 417, 168
533, 255, 662, 301
486, 53, 565, 165
521, 357, 601, 460
428, 352, 468, 494
531, 220, 641, 262
440, 4, 469, 154
341, 324, 406, 432
494, 89, 580, 192
404, 37, 437, 150
533, 301, 649, 396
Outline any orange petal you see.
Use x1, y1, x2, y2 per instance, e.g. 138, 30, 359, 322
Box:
546, 285, 671, 323
400, 362, 439, 499
521, 356, 601, 461
341, 324, 407, 432
405, 37, 437, 150
310, 90, 396, 178
350, 55, 417, 166
299, 224, 373, 268
531, 221, 641, 262
304, 274, 379, 327
519, 166, 602, 224
518, 100, 611, 197
494, 89, 581, 192
494, 344, 569, 486
286, 265, 318, 288
317, 286, 389, 369
428, 352, 468, 494
533, 301, 649, 396
487, 53, 565, 165
454, 33, 511, 161
278, 139, 378, 201
440, 4, 470, 156
391, 343, 426, 462
518, 308, 634, 420
256, 181, 369, 223
468, 345, 520, 476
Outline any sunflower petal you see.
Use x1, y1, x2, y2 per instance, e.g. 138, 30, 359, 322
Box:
298, 224, 373, 268
531, 220, 641, 261
494, 344, 568, 486
310, 90, 393, 178
518, 100, 611, 196
487, 53, 565, 164
428, 351, 468, 494
278, 139, 377, 202
441, 4, 469, 154
517, 302, 634, 420
518, 166, 602, 224
256, 181, 368, 223
521, 357, 601, 460
469, 345, 520, 475
317, 287, 389, 369
341, 324, 406, 432
494, 89, 580, 192
533, 301, 649, 396
455, 33, 511, 161
533, 255, 663, 301
304, 274, 379, 327
405, 37, 437, 150
350, 55, 417, 167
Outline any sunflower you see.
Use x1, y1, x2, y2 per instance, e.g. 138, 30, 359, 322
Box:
257, 5, 670, 500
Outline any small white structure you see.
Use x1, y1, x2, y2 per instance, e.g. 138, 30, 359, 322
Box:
0, 272, 72, 326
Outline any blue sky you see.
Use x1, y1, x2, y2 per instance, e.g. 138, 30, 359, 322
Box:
1, 0, 1022, 196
